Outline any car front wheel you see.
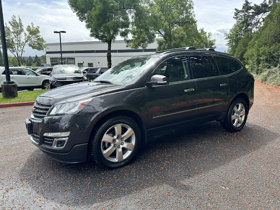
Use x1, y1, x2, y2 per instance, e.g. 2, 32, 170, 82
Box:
91, 116, 141, 168
222, 98, 248, 132
42, 80, 50, 89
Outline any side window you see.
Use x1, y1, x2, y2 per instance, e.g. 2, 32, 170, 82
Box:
189, 55, 220, 79
153, 56, 189, 83
24, 69, 36, 76
12, 69, 24, 75
215, 56, 242, 74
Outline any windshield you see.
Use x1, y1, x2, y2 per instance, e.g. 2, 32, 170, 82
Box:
52, 65, 81, 75
95, 56, 155, 85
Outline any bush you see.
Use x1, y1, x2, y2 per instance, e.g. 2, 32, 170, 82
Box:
253, 66, 280, 86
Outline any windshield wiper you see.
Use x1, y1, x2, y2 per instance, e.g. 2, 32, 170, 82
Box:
94, 80, 113, 84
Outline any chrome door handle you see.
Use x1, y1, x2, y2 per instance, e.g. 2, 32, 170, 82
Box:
184, 88, 195, 93
220, 83, 228, 87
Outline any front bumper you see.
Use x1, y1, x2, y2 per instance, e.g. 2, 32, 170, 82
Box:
25, 117, 89, 163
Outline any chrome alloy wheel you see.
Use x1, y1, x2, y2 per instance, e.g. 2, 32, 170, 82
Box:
101, 123, 136, 163
231, 103, 246, 128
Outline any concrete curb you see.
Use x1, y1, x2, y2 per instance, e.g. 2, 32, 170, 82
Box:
0, 101, 34, 108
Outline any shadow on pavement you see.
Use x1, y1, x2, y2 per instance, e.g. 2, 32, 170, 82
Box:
19, 122, 277, 206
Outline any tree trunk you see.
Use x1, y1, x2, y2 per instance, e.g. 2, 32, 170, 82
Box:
107, 39, 112, 68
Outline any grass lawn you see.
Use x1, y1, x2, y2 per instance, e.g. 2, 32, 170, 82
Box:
0, 89, 48, 104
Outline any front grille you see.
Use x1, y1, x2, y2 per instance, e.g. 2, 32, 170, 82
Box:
73, 77, 83, 81
43, 137, 54, 147
32, 102, 52, 119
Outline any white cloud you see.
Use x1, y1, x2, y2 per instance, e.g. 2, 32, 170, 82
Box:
193, 0, 265, 52
2, 0, 267, 56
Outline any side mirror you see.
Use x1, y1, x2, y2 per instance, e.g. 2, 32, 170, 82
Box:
147, 74, 168, 86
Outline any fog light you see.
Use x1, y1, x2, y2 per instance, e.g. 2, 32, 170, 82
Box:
55, 139, 66, 148
54, 137, 68, 148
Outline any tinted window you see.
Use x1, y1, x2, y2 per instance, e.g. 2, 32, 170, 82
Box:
215, 56, 242, 74
11, 69, 24, 75
100, 68, 108, 74
88, 68, 98, 73
189, 55, 220, 79
153, 56, 189, 83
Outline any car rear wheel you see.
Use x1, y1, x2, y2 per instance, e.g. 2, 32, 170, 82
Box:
222, 98, 248, 132
42, 80, 50, 89
91, 116, 140, 168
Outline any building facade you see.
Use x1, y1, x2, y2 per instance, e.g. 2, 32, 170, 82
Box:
46, 40, 157, 67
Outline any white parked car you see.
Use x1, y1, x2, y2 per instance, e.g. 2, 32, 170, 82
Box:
0, 67, 50, 90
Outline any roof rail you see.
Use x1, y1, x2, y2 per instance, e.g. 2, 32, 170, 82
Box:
205, 48, 215, 51
186, 46, 196, 50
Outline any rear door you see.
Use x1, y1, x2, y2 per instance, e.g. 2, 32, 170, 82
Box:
188, 54, 229, 118
23, 69, 41, 86
10, 69, 26, 86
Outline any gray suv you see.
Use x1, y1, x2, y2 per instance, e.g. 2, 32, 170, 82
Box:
25, 47, 254, 168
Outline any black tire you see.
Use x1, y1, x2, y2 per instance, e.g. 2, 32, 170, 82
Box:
91, 116, 141, 168
222, 98, 248, 132
42, 80, 50, 89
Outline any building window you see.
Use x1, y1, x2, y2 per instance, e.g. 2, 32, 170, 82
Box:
88, 63, 93, 67
50, 57, 75, 66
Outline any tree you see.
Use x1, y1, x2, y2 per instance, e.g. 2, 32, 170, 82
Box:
25, 56, 33, 66
0, 49, 3, 66
4, 15, 45, 66
244, 3, 280, 72
69, 0, 136, 68
33, 55, 41, 66
225, 0, 270, 62
129, 0, 215, 50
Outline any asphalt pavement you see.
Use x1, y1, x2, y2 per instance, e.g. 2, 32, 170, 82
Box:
0, 81, 279, 209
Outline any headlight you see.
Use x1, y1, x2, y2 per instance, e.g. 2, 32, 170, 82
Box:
48, 99, 90, 115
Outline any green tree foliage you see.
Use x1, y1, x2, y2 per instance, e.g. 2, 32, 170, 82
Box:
4, 15, 45, 66
8, 56, 18, 66
0, 50, 3, 66
25, 56, 33, 66
129, 0, 215, 50
33, 55, 41, 66
245, 3, 280, 72
69, 0, 136, 68
225, 0, 270, 62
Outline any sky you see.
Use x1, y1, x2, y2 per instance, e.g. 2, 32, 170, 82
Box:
2, 0, 265, 56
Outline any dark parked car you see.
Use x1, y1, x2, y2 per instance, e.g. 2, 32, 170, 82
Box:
35, 67, 53, 76
25, 47, 254, 168
50, 65, 85, 88
85, 67, 108, 80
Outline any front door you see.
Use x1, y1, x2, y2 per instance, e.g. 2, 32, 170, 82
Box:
145, 56, 198, 129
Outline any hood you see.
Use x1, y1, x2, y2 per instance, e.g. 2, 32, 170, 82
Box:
36, 82, 124, 105
52, 74, 83, 79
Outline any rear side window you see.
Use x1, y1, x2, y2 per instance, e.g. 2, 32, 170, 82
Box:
189, 55, 220, 79
215, 56, 242, 74
88, 68, 98, 73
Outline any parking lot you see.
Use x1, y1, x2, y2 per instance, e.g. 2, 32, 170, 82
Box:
0, 80, 279, 209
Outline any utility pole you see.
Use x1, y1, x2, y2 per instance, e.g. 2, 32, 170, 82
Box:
54, 31, 66, 64
0, 0, 17, 98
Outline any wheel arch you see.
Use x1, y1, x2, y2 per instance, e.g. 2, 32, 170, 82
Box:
88, 109, 146, 154
230, 93, 250, 108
